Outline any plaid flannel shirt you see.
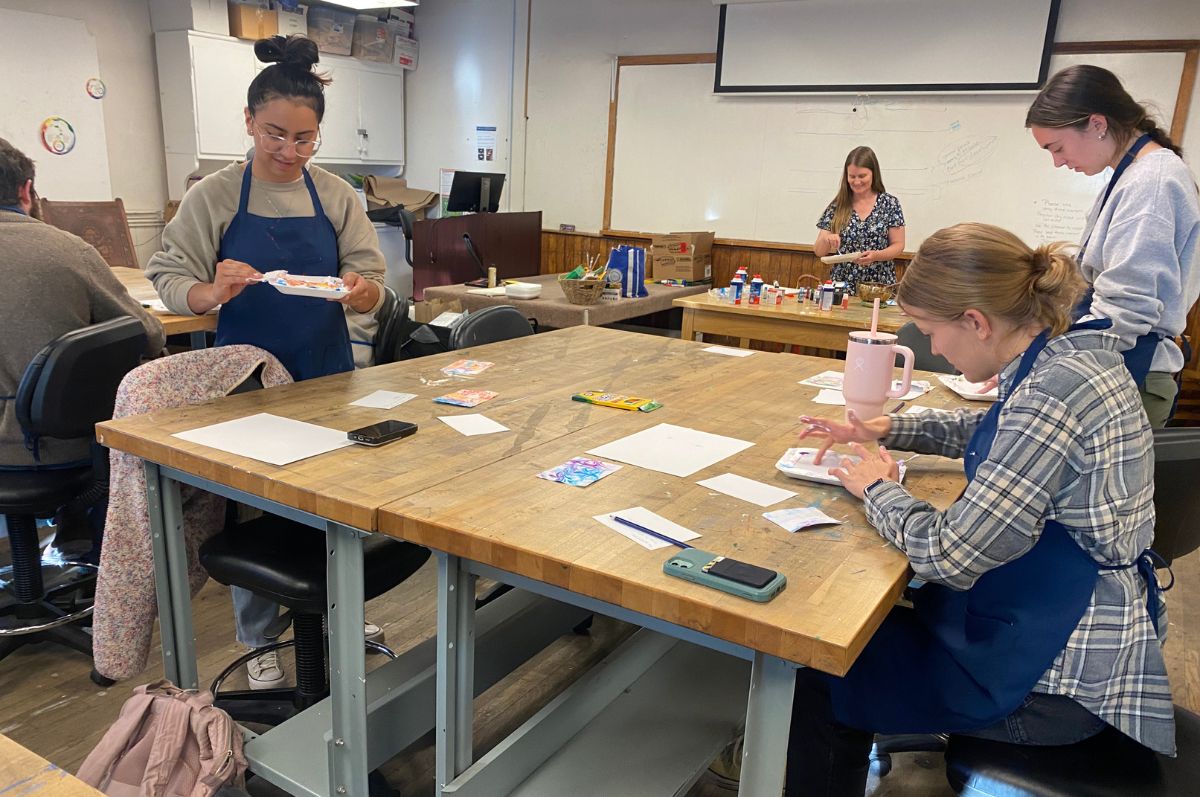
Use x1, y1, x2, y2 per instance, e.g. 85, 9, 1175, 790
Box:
864, 328, 1174, 755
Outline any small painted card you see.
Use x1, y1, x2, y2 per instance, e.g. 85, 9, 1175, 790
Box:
537, 457, 622, 487
441, 359, 494, 377
433, 389, 498, 408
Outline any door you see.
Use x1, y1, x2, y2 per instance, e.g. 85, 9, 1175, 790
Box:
314, 62, 361, 162
357, 69, 405, 163
191, 36, 256, 158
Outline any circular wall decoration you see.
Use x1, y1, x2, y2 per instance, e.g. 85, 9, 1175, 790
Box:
40, 117, 77, 155
85, 78, 107, 99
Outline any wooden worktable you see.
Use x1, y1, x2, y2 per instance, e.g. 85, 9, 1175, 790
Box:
112, 266, 218, 338
674, 292, 907, 351
0, 734, 103, 796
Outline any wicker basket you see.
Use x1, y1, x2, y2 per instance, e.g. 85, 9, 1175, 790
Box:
857, 282, 894, 305
558, 276, 607, 305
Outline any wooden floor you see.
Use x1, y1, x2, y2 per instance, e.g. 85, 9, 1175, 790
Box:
1, 535, 1197, 796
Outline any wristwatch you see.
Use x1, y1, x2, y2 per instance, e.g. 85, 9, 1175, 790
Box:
864, 477, 888, 497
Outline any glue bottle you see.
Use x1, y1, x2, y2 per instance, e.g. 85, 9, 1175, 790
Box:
730, 273, 745, 304
820, 280, 834, 311
735, 265, 749, 287
749, 274, 764, 305
772, 280, 783, 305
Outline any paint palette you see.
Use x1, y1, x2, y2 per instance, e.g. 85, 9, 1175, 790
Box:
261, 270, 348, 298
819, 252, 866, 265
775, 447, 907, 486
937, 374, 998, 402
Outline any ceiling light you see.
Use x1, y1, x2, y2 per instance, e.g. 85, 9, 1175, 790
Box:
322, 1, 417, 10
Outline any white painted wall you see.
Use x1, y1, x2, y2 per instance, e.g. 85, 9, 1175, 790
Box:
404, 0, 1200, 234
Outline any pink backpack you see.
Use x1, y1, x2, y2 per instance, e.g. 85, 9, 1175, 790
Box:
77, 680, 248, 797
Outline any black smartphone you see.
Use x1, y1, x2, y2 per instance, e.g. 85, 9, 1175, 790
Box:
704, 556, 778, 589
347, 420, 418, 446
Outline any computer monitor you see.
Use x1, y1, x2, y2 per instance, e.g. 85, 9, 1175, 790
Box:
446, 171, 506, 213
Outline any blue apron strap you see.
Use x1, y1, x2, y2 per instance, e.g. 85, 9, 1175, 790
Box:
1077, 133, 1152, 265
0, 204, 26, 215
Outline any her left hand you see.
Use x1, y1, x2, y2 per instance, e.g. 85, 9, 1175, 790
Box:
334, 271, 380, 313
855, 251, 876, 265
828, 442, 900, 500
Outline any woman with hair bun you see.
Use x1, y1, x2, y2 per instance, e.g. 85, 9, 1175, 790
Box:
146, 35, 387, 690
784, 223, 1172, 796
1026, 64, 1200, 427
148, 34, 386, 381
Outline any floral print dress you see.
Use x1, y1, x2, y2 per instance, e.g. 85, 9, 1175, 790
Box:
816, 192, 905, 294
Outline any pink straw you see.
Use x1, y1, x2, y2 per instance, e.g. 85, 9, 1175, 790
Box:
870, 297, 881, 338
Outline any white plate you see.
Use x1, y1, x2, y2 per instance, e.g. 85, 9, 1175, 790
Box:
505, 281, 542, 299
819, 252, 865, 265
937, 374, 998, 402
775, 447, 907, 485
262, 270, 347, 298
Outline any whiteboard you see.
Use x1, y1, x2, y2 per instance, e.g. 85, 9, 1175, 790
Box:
0, 9, 111, 200
609, 51, 1189, 248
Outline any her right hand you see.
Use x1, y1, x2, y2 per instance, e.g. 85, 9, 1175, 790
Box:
817, 230, 841, 252
210, 259, 263, 305
798, 409, 891, 464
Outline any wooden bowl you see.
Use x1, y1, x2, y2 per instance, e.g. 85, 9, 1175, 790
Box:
857, 282, 894, 305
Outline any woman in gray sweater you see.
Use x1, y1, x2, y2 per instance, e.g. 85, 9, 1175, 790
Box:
1026, 65, 1200, 427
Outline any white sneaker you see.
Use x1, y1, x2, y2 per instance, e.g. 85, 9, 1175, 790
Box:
246, 649, 285, 690
365, 622, 385, 646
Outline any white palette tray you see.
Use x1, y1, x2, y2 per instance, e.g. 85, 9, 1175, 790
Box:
775, 447, 907, 486
819, 252, 865, 265
261, 270, 348, 298
937, 374, 998, 402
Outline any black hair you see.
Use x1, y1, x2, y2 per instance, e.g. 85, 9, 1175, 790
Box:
0, 137, 35, 206
247, 35, 331, 122
1026, 65, 1182, 157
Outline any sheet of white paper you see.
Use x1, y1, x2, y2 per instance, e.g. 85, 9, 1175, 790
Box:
592, 506, 702, 550
799, 370, 844, 389
763, 507, 843, 533
141, 299, 171, 313
586, 423, 754, 478
173, 413, 353, 466
702, 345, 755, 357
697, 473, 797, 507
906, 405, 935, 415
813, 389, 845, 405
349, 390, 417, 409
429, 311, 463, 328
895, 380, 932, 400
438, 414, 510, 436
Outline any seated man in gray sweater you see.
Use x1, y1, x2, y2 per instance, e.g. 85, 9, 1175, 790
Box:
0, 137, 165, 470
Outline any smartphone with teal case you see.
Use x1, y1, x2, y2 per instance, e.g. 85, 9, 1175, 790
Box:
663, 548, 786, 602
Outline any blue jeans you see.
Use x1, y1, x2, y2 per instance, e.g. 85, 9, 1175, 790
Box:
232, 587, 278, 649
784, 667, 1106, 797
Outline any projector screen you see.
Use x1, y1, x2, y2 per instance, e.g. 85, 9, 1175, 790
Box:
716, 0, 1061, 93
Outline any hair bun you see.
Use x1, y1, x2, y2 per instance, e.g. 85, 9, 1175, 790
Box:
254, 35, 319, 71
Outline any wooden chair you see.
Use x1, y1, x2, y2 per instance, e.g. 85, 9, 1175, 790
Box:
38, 198, 139, 269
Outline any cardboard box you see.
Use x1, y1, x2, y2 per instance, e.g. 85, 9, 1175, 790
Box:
277, 4, 307, 36
307, 5, 355, 55
387, 8, 414, 38
351, 15, 393, 63
228, 0, 276, 41
392, 35, 418, 70
650, 231, 715, 282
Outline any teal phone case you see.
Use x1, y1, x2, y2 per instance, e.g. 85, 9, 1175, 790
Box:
663, 548, 786, 602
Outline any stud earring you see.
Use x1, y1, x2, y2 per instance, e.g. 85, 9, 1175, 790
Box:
1098, 132, 1106, 141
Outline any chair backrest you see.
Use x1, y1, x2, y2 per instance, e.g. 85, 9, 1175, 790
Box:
16, 316, 147, 440
448, 305, 535, 350
38, 197, 139, 269
1150, 427, 1200, 565
897, 321, 957, 375
373, 286, 415, 366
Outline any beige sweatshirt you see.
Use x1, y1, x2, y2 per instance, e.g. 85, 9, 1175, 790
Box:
146, 163, 386, 352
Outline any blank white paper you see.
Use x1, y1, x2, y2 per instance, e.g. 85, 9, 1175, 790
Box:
349, 390, 418, 409
586, 423, 753, 478
702, 345, 755, 357
593, 506, 702, 551
438, 414, 510, 436
813, 389, 845, 405
698, 473, 797, 507
173, 413, 353, 466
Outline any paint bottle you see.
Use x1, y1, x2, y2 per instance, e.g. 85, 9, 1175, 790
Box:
749, 274, 764, 305
730, 274, 745, 304
735, 266, 749, 286
819, 281, 835, 311
772, 280, 783, 305
841, 291, 850, 310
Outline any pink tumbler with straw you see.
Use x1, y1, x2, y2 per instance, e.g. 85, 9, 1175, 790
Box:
843, 331, 915, 420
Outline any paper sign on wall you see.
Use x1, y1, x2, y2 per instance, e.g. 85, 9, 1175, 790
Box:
475, 125, 496, 162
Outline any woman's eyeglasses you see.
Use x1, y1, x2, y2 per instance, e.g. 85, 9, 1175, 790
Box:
252, 123, 321, 157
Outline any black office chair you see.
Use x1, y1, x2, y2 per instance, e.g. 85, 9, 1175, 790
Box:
0, 317, 147, 663
448, 304, 535, 349
200, 516, 430, 724
373, 285, 410, 366
897, 321, 956, 375
873, 427, 1200, 787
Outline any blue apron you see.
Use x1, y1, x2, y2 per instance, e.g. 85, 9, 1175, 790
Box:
829, 321, 1156, 734
1074, 134, 1163, 387
216, 164, 353, 382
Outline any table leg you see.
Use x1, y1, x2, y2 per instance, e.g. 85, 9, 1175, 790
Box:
738, 653, 796, 796
436, 553, 477, 792
681, 308, 699, 342
144, 462, 198, 689
326, 522, 369, 797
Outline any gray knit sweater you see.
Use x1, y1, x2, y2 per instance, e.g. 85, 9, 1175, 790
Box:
1, 212, 165, 467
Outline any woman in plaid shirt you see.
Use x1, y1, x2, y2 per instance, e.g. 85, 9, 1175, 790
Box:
786, 223, 1172, 797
